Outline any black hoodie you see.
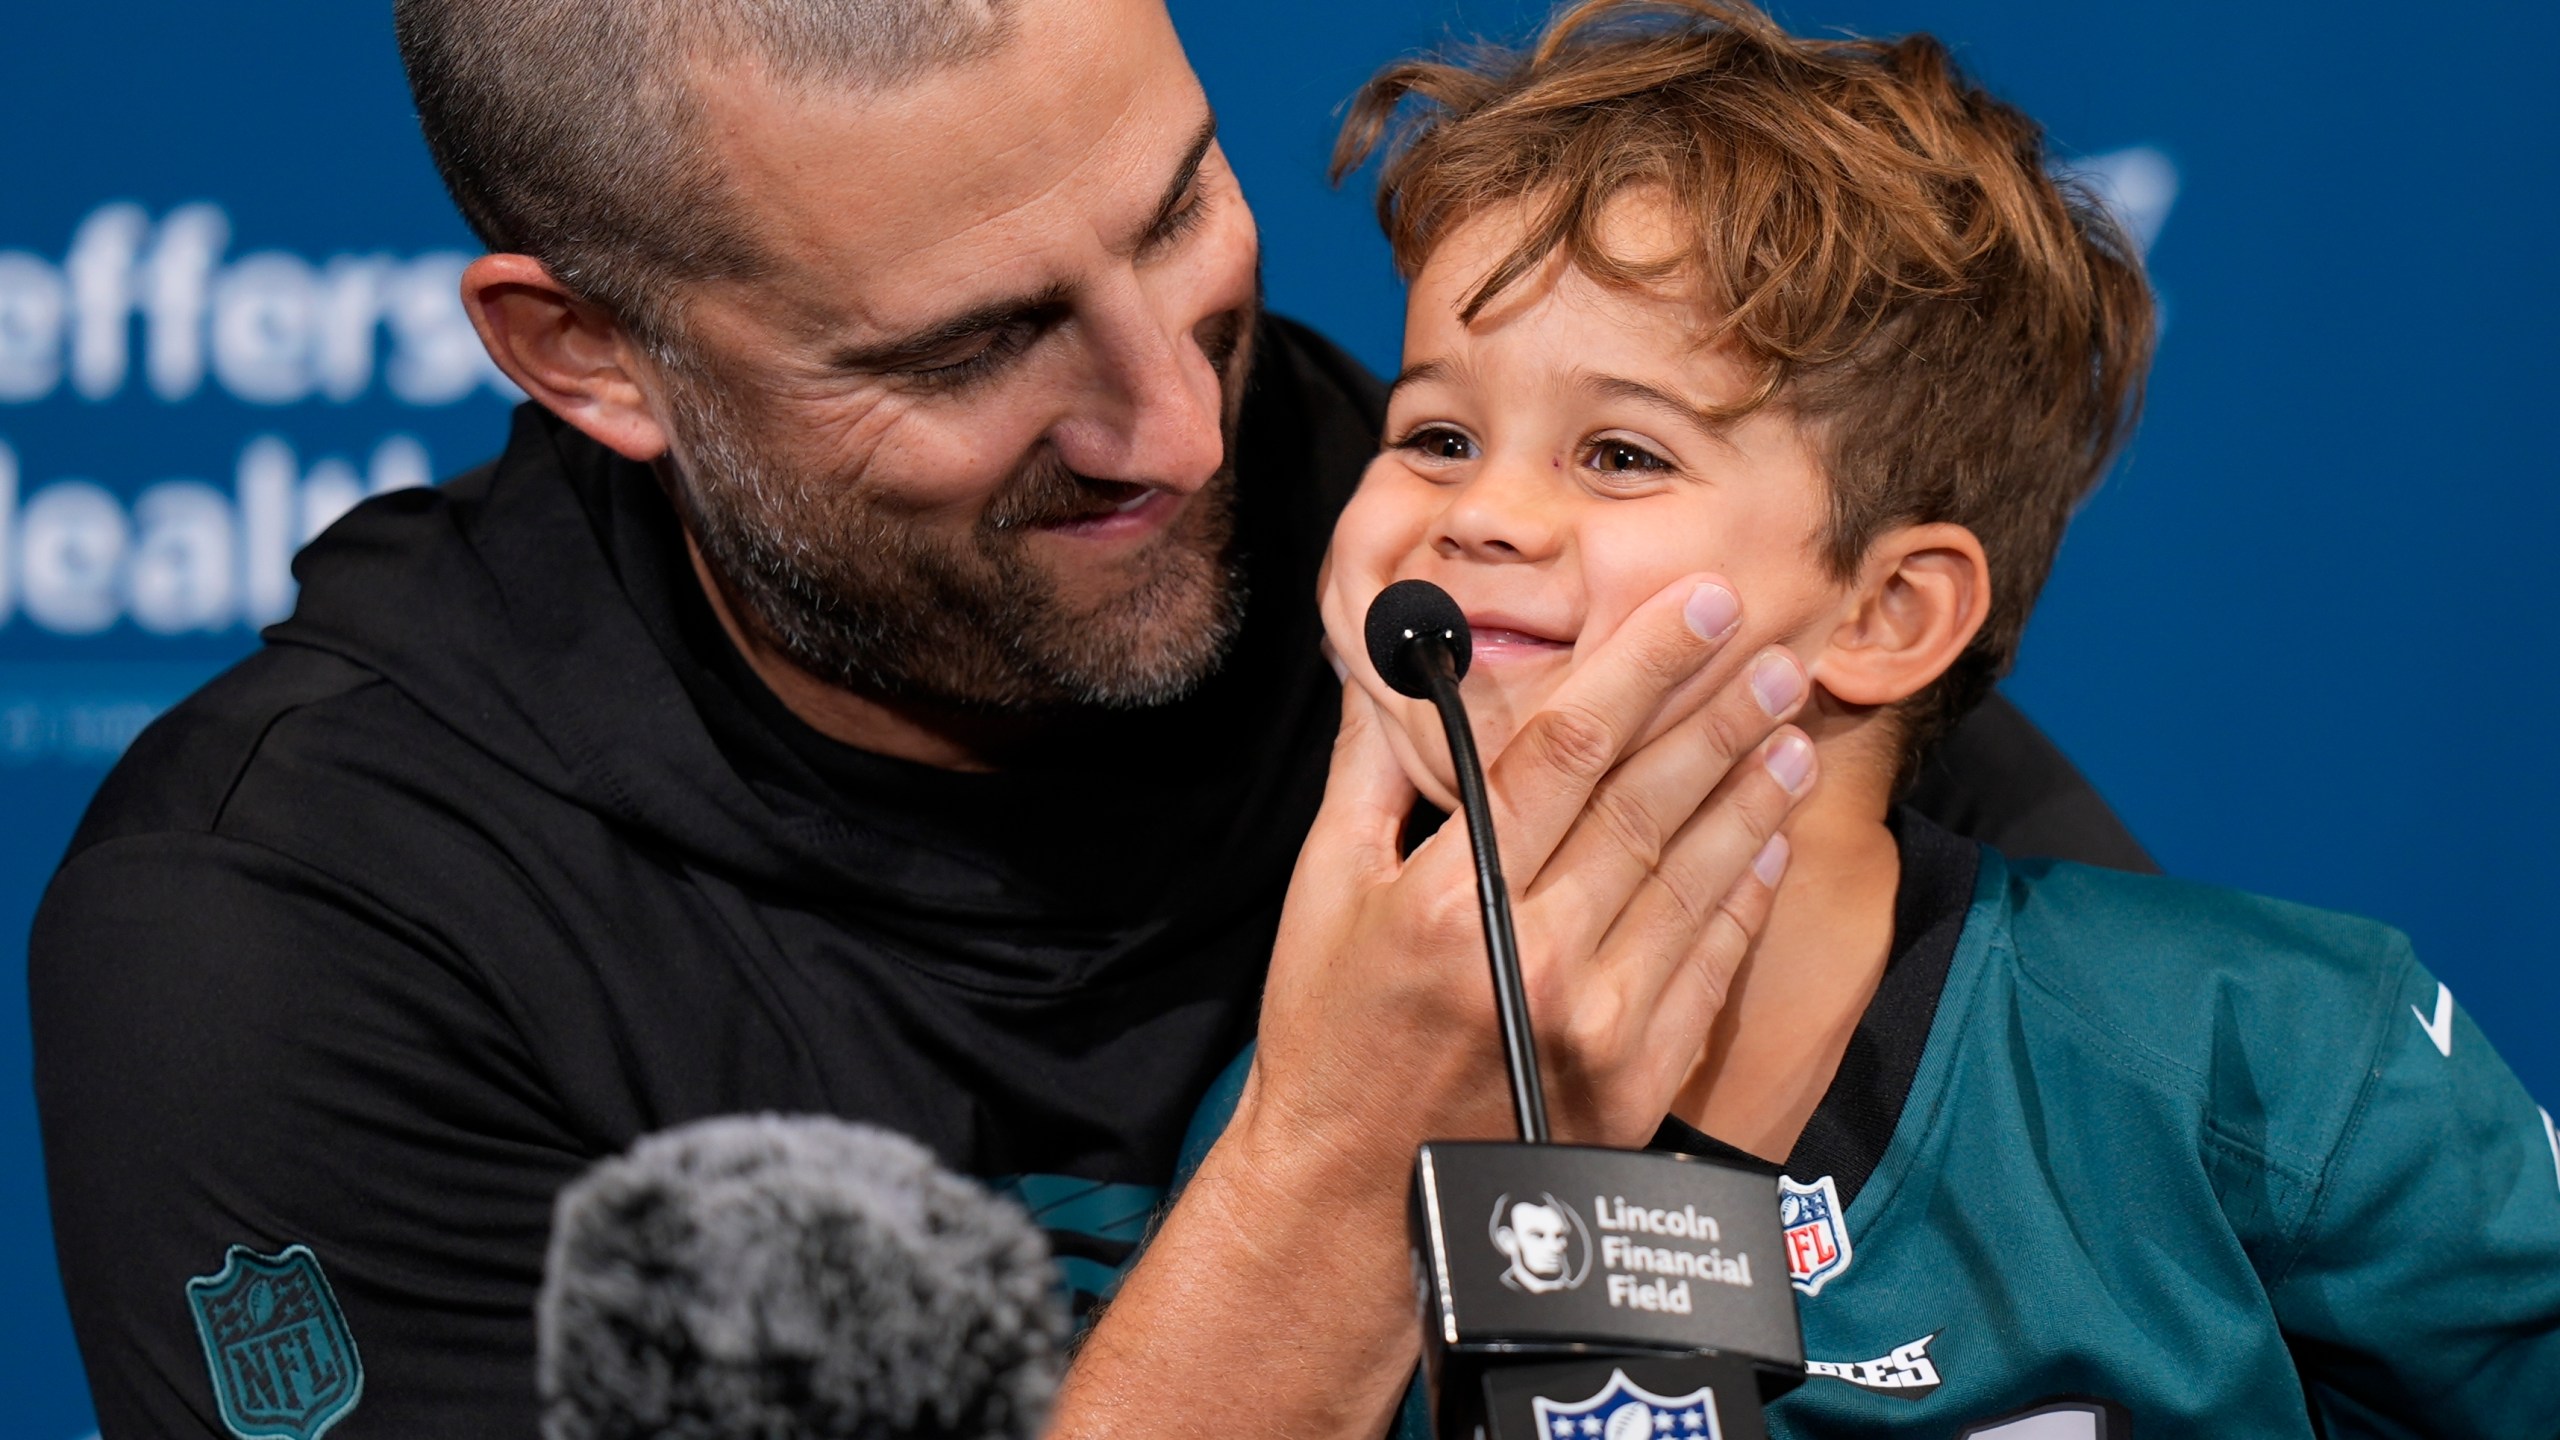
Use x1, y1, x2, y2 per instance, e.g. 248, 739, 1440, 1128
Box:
30, 316, 2149, 1439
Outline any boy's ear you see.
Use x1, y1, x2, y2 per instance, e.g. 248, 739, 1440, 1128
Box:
1814, 522, 1991, 707
460, 253, 672, 463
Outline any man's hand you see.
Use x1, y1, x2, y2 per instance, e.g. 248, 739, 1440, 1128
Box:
1058, 576, 1810, 1438
1252, 572, 1810, 1158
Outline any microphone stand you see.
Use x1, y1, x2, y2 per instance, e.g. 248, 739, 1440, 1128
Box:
1404, 636, 1549, 1146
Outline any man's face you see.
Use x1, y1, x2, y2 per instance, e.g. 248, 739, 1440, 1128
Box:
1507, 1201, 1569, 1276
649, 0, 1262, 712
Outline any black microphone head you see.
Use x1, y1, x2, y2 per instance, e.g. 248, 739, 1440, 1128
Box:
1364, 579, 1473, 700
538, 1115, 1065, 1440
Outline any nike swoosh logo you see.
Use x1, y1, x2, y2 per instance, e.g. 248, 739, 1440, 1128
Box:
2412, 982, 2454, 1058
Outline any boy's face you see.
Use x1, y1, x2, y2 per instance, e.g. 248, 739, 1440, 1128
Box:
1322, 195, 1854, 807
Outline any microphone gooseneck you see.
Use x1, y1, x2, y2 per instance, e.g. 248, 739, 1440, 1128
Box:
1363, 580, 1552, 1145
537, 1115, 1066, 1440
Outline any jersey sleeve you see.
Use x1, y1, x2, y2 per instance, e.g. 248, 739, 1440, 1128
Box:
2267, 941, 2560, 1437
30, 830, 586, 1439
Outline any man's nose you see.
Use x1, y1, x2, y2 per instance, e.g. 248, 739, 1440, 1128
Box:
1432, 458, 1564, 563
1048, 297, 1229, 493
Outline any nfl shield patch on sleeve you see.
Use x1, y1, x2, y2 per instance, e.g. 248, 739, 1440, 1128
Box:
186, 1244, 364, 1440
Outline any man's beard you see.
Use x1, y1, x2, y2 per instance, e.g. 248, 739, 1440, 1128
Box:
656, 311, 1254, 715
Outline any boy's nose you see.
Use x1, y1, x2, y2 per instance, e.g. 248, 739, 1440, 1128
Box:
1431, 461, 1564, 563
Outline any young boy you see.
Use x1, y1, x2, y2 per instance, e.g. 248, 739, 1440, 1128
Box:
1291, 1, 2559, 1433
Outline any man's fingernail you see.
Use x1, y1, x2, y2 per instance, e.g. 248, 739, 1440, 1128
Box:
1324, 644, 1349, 682
1750, 651, 1806, 717
1764, 732, 1815, 793
1752, 832, 1791, 887
1684, 581, 1740, 640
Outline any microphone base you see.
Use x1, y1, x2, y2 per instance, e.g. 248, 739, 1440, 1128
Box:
1410, 1141, 1806, 1439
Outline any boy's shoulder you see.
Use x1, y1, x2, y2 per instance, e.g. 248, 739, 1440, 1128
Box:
1991, 852, 2418, 1029
1965, 853, 2424, 1172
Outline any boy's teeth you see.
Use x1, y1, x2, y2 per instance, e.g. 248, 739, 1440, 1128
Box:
1113, 490, 1153, 514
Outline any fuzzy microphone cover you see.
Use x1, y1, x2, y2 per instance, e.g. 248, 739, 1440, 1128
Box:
538, 1114, 1067, 1440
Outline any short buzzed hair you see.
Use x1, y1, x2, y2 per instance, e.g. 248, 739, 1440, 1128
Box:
394, 0, 1016, 342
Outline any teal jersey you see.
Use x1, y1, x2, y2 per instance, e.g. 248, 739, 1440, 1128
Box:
1174, 841, 2560, 1437
1768, 849, 2560, 1436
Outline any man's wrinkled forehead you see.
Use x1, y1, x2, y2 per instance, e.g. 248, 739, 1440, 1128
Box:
684, 0, 1214, 344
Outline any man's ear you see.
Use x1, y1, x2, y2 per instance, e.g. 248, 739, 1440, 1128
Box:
1814, 522, 1991, 707
460, 254, 671, 462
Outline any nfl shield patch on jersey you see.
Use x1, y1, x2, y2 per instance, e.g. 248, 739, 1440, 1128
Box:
1531, 1367, 1722, 1439
1777, 1174, 1852, 1296
186, 1244, 364, 1440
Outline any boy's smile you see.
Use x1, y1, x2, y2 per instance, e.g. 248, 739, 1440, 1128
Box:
1322, 193, 1850, 808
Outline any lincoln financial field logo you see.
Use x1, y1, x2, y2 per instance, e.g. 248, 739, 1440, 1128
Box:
1489, 1192, 1592, 1294
0, 203, 517, 644
1492, 1191, 1766, 1314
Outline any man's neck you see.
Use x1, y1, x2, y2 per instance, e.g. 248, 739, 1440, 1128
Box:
1670, 740, 1902, 1163
683, 532, 1040, 773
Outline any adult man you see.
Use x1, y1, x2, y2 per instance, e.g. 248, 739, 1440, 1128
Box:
31, 1, 2148, 1435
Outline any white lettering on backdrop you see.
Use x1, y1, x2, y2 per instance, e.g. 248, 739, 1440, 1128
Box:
0, 202, 514, 407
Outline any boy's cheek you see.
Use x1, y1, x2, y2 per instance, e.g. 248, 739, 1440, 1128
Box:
1333, 469, 1436, 578
1315, 537, 1390, 705
1318, 485, 1434, 683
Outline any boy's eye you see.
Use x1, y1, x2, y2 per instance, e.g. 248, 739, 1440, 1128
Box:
1396, 425, 1478, 463
1586, 438, 1671, 475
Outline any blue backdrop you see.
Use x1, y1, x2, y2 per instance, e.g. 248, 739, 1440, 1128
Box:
4, 3, 2552, 1434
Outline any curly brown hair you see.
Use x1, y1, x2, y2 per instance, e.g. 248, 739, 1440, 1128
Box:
1333, 0, 2156, 766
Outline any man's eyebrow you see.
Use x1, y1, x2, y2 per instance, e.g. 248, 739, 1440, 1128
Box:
827, 283, 1071, 373
828, 115, 1219, 372
1135, 112, 1221, 252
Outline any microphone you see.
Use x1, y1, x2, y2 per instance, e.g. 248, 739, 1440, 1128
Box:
536, 1115, 1066, 1440
1362, 577, 1473, 700
1365, 579, 1547, 1144
1363, 582, 1805, 1440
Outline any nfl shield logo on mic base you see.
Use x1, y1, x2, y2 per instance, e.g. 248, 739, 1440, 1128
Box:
1532, 1368, 1721, 1440
186, 1244, 365, 1440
